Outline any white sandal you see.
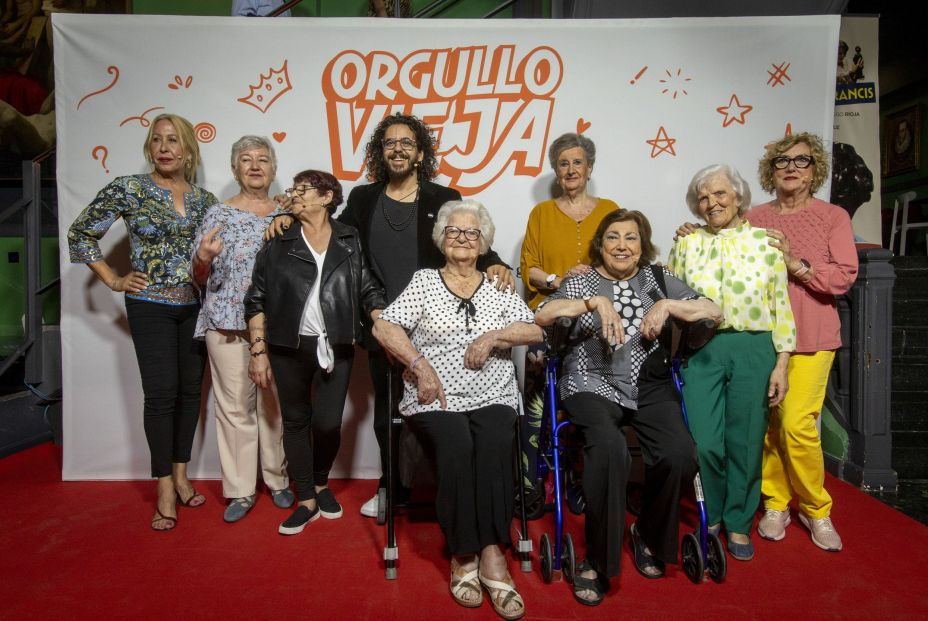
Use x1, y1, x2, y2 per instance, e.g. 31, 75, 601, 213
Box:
478, 572, 525, 620
450, 562, 483, 608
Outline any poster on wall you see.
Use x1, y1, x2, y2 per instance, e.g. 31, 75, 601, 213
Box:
54, 14, 839, 479
831, 15, 881, 243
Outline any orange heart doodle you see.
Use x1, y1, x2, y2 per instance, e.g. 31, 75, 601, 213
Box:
272, 132, 287, 143
576, 118, 591, 134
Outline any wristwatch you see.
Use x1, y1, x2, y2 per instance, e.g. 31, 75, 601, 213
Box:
545, 273, 558, 286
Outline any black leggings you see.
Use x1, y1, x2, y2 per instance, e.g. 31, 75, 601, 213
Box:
563, 392, 697, 577
125, 298, 205, 479
268, 338, 354, 502
410, 405, 516, 555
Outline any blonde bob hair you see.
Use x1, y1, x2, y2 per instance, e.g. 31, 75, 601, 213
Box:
757, 132, 829, 195
142, 113, 200, 183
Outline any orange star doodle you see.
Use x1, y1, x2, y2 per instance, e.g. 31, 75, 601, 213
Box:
716, 94, 753, 128
646, 126, 676, 158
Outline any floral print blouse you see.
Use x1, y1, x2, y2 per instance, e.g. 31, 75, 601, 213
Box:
68, 174, 218, 305
193, 202, 281, 337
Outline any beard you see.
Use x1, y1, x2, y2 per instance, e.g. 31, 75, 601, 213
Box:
384, 153, 418, 181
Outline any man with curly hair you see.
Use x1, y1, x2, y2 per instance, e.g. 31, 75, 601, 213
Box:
338, 112, 515, 517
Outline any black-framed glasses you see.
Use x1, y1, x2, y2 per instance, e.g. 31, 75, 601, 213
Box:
772, 155, 815, 169
284, 185, 316, 198
382, 138, 417, 151
444, 226, 481, 241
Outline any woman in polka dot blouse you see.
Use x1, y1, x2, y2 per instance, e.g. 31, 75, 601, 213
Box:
667, 164, 796, 563
536, 208, 722, 605
373, 199, 542, 620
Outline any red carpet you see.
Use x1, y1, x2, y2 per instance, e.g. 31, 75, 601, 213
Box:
1, 442, 927, 621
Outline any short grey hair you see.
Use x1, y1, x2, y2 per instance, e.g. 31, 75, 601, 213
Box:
684, 164, 752, 218
230, 135, 277, 170
548, 132, 596, 170
432, 199, 495, 255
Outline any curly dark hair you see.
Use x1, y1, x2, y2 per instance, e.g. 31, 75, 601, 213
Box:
589, 209, 657, 268
292, 169, 343, 214
363, 113, 438, 182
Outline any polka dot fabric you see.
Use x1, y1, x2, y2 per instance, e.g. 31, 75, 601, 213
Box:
539, 266, 700, 409
667, 221, 795, 353
379, 269, 535, 416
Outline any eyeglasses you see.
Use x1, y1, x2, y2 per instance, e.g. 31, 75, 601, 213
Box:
772, 155, 814, 170
285, 185, 315, 198
444, 226, 481, 241
382, 138, 417, 151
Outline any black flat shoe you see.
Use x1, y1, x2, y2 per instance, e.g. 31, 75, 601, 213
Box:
572, 560, 605, 606
630, 522, 665, 579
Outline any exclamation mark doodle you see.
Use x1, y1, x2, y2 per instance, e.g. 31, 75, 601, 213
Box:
630, 66, 648, 85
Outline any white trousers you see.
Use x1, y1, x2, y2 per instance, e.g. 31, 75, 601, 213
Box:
206, 329, 288, 498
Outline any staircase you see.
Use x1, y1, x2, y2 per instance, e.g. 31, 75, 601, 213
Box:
891, 255, 928, 480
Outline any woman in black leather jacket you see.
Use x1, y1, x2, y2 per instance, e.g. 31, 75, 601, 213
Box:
244, 169, 386, 535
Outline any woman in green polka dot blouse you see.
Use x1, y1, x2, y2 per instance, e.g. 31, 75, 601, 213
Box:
667, 164, 795, 562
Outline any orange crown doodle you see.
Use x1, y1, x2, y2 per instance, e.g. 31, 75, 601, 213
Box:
238, 60, 293, 113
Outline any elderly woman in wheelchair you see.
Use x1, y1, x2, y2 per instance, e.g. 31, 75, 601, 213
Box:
373, 199, 542, 620
534, 208, 722, 605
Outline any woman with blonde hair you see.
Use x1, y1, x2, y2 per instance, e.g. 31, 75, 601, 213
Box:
69, 113, 218, 530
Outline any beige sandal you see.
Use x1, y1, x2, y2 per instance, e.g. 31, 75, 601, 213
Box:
478, 572, 525, 620
450, 561, 483, 608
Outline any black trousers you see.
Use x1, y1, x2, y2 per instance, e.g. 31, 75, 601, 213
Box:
268, 338, 353, 502
125, 298, 206, 479
410, 405, 516, 555
563, 392, 697, 577
368, 348, 404, 488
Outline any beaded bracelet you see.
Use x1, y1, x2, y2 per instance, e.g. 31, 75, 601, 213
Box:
249, 336, 266, 351
250, 350, 267, 358
409, 353, 425, 370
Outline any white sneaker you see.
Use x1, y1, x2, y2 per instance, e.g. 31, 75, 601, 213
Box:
798, 513, 843, 552
757, 508, 791, 541
360, 492, 379, 518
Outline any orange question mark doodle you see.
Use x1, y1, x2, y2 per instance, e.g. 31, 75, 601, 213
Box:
92, 146, 110, 173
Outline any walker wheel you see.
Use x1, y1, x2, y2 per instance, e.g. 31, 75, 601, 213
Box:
376, 487, 387, 525
681, 532, 704, 584
706, 532, 727, 583
539, 533, 553, 583
561, 533, 576, 583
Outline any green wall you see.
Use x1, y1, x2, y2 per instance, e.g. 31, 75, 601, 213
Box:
132, 1, 546, 18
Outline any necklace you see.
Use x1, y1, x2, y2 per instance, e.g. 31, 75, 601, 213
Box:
381, 183, 419, 231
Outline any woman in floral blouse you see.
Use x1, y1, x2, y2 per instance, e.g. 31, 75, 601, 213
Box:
191, 135, 293, 523
68, 113, 218, 531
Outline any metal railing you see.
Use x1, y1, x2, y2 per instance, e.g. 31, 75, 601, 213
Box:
0, 149, 59, 381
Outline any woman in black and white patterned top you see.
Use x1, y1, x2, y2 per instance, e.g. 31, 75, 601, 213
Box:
374, 200, 541, 620
536, 209, 722, 606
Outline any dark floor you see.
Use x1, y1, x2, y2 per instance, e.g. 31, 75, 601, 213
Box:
867, 480, 928, 525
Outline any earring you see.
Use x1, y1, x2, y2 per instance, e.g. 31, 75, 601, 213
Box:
185, 159, 192, 169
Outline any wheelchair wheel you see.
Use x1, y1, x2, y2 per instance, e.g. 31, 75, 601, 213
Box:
561, 533, 576, 584
539, 533, 553, 583
680, 532, 704, 584
706, 532, 727, 583
376, 487, 387, 526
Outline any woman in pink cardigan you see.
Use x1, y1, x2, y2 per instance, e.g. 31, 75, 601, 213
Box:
749, 132, 858, 552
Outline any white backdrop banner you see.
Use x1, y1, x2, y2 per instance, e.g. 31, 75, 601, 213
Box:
54, 14, 839, 480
